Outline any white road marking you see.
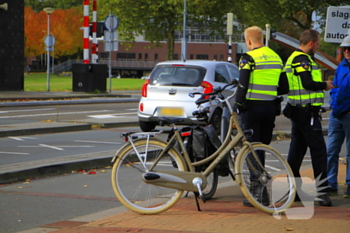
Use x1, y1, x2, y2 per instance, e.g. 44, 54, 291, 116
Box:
0, 110, 111, 119
88, 115, 120, 119
88, 112, 137, 119
75, 140, 121, 144
265, 165, 281, 171
0, 151, 29, 155
8, 136, 37, 141
18, 144, 94, 151
38, 144, 64, 151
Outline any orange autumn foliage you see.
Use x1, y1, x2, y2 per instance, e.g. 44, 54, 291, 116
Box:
24, 6, 83, 59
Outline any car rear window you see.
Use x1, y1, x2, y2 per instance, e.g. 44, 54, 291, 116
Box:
149, 66, 206, 86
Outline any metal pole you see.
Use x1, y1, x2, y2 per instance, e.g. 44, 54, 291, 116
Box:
47, 13, 50, 92
227, 13, 233, 63
52, 50, 54, 74
265, 24, 271, 47
181, 0, 187, 61
109, 12, 112, 93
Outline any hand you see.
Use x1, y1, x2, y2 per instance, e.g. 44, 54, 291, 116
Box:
325, 81, 334, 91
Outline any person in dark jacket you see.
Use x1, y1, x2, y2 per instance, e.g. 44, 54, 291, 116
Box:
283, 29, 333, 206
235, 26, 287, 207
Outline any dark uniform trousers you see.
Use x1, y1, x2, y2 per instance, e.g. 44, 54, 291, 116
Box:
241, 103, 277, 179
287, 108, 329, 190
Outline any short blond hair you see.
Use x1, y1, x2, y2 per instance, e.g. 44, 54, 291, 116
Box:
244, 26, 263, 44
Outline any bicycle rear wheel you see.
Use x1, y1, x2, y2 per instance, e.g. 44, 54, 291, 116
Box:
111, 138, 186, 214
236, 144, 295, 214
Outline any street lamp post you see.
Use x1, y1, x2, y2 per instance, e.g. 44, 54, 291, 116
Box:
181, 0, 187, 61
43, 7, 55, 92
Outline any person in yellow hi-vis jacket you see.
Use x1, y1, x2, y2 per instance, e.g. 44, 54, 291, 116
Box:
235, 26, 288, 208
283, 29, 334, 206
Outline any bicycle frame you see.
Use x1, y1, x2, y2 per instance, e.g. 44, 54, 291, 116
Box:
112, 80, 296, 215
114, 81, 269, 194
140, 111, 267, 192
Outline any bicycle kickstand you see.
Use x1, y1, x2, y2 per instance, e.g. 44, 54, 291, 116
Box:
194, 192, 202, 211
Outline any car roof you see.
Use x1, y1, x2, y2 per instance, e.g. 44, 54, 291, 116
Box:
155, 60, 237, 68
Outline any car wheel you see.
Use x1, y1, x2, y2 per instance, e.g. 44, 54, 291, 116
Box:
139, 121, 156, 132
209, 109, 222, 135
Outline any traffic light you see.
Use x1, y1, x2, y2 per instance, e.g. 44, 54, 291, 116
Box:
89, 22, 105, 38
270, 28, 277, 39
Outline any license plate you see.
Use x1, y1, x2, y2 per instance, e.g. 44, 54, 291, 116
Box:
159, 107, 185, 117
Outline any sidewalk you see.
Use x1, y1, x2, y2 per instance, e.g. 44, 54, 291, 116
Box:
21, 165, 350, 233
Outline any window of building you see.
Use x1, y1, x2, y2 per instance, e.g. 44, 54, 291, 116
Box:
173, 54, 179, 60
213, 54, 217, 61
154, 53, 158, 61
220, 54, 224, 61
139, 53, 142, 60
117, 53, 136, 61
196, 54, 208, 60
190, 54, 194, 59
145, 53, 148, 61
99, 52, 109, 60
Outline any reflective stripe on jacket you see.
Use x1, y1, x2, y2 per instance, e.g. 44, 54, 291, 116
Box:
244, 47, 282, 101
285, 51, 324, 107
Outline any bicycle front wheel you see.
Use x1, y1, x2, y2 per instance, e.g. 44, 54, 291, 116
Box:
111, 139, 186, 214
236, 143, 295, 214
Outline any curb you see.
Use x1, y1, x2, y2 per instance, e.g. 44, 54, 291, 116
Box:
0, 121, 139, 138
0, 124, 92, 138
0, 97, 139, 107
0, 156, 113, 184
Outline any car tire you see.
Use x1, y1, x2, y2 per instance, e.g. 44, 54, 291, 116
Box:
209, 109, 222, 135
139, 121, 156, 132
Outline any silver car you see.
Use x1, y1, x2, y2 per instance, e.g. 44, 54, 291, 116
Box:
138, 60, 239, 132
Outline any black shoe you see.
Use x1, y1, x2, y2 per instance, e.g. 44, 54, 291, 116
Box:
243, 182, 269, 207
344, 186, 350, 198
317, 193, 332, 206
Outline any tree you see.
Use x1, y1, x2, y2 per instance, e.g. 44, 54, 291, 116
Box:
49, 7, 83, 58
25, 0, 82, 12
98, 0, 235, 60
230, 0, 347, 59
24, 6, 46, 58
24, 6, 83, 62
231, 0, 346, 31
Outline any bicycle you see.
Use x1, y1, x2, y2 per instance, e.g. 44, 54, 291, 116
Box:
111, 79, 296, 215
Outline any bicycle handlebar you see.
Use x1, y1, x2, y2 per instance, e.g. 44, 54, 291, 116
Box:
190, 79, 243, 106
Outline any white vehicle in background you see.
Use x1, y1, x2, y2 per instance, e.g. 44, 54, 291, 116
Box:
137, 60, 239, 132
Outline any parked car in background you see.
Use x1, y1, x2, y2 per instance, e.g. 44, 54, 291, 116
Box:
137, 60, 239, 132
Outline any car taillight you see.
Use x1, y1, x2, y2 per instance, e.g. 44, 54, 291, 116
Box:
200, 81, 213, 99
139, 103, 144, 112
141, 79, 150, 97
181, 132, 191, 137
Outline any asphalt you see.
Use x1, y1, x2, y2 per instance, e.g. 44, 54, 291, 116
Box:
1, 91, 349, 233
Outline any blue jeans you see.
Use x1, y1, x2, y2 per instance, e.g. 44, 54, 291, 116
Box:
327, 113, 350, 189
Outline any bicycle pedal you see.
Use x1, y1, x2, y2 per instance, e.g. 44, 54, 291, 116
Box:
192, 177, 203, 196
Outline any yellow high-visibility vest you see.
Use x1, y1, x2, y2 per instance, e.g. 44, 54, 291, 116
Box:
241, 47, 282, 101
284, 51, 324, 107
